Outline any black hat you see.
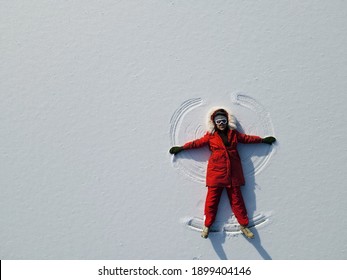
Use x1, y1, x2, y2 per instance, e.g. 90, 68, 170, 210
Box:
212, 109, 228, 119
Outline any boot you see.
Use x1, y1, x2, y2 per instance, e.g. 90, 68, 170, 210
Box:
201, 226, 210, 239
240, 225, 254, 239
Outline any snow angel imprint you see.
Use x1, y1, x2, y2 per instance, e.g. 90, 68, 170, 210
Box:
169, 108, 276, 239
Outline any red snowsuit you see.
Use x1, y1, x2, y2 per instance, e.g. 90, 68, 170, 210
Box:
183, 129, 262, 227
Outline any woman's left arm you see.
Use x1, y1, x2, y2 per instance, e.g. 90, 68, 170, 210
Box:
236, 130, 276, 144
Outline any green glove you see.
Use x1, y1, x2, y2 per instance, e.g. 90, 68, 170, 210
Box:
262, 136, 276, 145
169, 146, 184, 155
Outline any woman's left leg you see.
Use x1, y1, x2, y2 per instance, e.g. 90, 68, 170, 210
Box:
226, 186, 249, 226
226, 186, 254, 238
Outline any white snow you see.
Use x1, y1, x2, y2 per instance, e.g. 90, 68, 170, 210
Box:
1, 0, 347, 259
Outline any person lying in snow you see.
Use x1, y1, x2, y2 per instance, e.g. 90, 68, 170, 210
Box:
169, 108, 276, 239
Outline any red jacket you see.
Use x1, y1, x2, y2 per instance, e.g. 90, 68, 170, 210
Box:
183, 129, 262, 187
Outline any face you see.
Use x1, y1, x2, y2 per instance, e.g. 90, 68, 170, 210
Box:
214, 118, 228, 131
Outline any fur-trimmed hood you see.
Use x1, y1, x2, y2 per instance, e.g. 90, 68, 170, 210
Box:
207, 107, 237, 133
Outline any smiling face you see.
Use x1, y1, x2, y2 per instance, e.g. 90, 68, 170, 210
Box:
214, 115, 228, 131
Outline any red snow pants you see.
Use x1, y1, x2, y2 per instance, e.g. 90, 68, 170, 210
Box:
204, 185, 249, 227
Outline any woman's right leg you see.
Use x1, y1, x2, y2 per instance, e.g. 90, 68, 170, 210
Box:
204, 186, 224, 227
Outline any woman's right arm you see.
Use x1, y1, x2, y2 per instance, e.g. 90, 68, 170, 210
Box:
183, 132, 210, 150
169, 132, 210, 155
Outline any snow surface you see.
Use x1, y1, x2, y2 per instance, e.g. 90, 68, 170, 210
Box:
1, 0, 347, 259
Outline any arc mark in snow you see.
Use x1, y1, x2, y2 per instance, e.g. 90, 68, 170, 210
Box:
169, 98, 207, 183
186, 213, 271, 236
230, 93, 275, 177
169, 97, 203, 146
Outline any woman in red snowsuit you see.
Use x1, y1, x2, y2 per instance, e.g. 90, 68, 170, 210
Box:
169, 108, 276, 239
